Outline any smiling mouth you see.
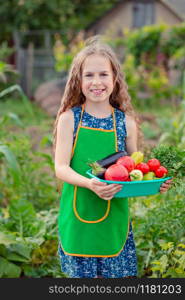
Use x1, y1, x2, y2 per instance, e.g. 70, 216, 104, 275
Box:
90, 89, 106, 95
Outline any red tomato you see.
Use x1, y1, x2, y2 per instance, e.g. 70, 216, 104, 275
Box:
104, 164, 129, 181
135, 162, 150, 174
116, 156, 135, 172
155, 166, 168, 178
147, 159, 161, 172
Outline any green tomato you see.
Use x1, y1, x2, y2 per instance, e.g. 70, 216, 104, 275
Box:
143, 171, 155, 180
130, 169, 143, 181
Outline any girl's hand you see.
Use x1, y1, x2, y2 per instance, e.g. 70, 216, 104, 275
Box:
160, 179, 173, 193
88, 178, 122, 200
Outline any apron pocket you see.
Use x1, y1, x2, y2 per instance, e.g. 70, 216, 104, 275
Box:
73, 186, 111, 223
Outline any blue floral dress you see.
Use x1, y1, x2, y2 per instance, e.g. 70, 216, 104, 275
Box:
58, 106, 137, 278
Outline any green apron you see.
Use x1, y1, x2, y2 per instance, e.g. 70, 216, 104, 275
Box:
58, 105, 129, 257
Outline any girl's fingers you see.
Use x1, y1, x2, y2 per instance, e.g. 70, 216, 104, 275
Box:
101, 184, 122, 192
163, 180, 173, 188
101, 186, 122, 198
163, 183, 172, 189
160, 183, 172, 193
160, 180, 169, 192
161, 184, 168, 189
160, 178, 172, 187
101, 188, 122, 197
160, 189, 167, 193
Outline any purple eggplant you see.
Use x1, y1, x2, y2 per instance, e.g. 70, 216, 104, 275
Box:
96, 150, 127, 168
89, 151, 127, 179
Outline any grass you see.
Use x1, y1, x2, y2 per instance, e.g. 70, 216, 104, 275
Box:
0, 97, 53, 127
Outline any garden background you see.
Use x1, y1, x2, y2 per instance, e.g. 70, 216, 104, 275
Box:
0, 0, 185, 278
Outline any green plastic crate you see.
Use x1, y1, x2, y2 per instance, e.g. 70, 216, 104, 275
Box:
86, 170, 171, 198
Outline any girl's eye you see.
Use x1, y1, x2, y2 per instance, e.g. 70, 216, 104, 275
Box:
84, 73, 108, 77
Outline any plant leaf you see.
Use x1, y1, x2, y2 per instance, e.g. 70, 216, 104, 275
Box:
0, 144, 21, 185
0, 256, 21, 278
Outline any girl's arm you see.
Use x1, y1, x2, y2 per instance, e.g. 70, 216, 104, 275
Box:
54, 110, 122, 200
125, 114, 138, 155
55, 110, 91, 188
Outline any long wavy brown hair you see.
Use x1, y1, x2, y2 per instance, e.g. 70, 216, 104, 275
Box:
53, 36, 141, 153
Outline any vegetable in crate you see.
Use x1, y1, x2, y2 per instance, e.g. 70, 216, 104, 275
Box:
155, 166, 168, 178
143, 172, 155, 180
104, 164, 129, 181
148, 144, 185, 190
131, 151, 144, 165
88, 162, 106, 179
88, 151, 127, 178
147, 159, 160, 172
135, 162, 149, 174
129, 169, 143, 181
96, 150, 127, 168
116, 156, 135, 172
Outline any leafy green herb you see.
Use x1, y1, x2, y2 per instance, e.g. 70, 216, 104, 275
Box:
148, 144, 185, 190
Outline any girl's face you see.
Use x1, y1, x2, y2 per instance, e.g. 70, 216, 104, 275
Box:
81, 54, 114, 105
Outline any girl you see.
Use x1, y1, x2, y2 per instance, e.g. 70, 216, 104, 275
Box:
53, 36, 172, 278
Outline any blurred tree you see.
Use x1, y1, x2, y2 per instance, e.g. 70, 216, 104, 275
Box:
0, 0, 119, 44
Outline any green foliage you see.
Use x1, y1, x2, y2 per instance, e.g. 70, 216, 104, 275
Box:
124, 24, 167, 66
22, 256, 63, 278
0, 41, 14, 61
151, 242, 185, 278
0, 144, 21, 186
0, 97, 59, 275
0, 61, 18, 84
0, 98, 57, 211
0, 198, 62, 278
0, 97, 47, 125
0, 42, 18, 90
119, 23, 185, 108
53, 34, 85, 72
123, 23, 185, 68
122, 55, 172, 109
0, 135, 57, 211
121, 54, 141, 106
155, 74, 185, 152
149, 144, 185, 191
0, 256, 22, 278
131, 190, 185, 277
0, 0, 119, 44
161, 23, 185, 57
141, 122, 160, 140
0, 85, 35, 118
158, 99, 185, 148
8, 198, 41, 237
0, 112, 24, 128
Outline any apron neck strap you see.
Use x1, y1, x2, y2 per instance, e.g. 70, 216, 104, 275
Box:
73, 104, 117, 152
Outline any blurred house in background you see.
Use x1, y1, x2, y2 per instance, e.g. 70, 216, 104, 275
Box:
16, 0, 185, 116
86, 0, 185, 36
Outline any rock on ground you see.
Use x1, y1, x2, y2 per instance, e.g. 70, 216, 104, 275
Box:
34, 78, 67, 117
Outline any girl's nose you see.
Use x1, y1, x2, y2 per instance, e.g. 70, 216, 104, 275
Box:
92, 75, 101, 85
